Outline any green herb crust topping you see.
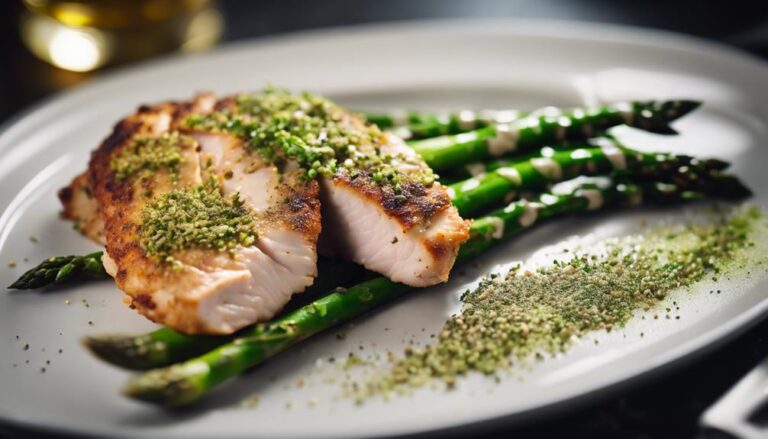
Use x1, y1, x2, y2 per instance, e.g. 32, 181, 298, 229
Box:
363, 207, 765, 395
184, 87, 436, 189
110, 131, 192, 182
139, 179, 257, 262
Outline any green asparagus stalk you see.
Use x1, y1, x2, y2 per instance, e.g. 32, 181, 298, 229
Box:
447, 141, 742, 217
8, 252, 108, 289
121, 176, 721, 406
447, 143, 728, 182
364, 109, 524, 140
83, 258, 369, 369
409, 100, 700, 171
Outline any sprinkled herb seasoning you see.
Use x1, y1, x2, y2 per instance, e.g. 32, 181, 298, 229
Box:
110, 131, 192, 182
184, 87, 436, 189
139, 179, 257, 263
361, 207, 765, 397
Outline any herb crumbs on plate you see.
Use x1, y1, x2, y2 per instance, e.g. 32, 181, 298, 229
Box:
359, 206, 767, 398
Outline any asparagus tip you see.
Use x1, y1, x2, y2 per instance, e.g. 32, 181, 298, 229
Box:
713, 175, 753, 199
7, 280, 24, 290
7, 268, 44, 290
702, 158, 731, 171
122, 363, 206, 407
83, 334, 158, 371
671, 99, 702, 119
633, 100, 702, 135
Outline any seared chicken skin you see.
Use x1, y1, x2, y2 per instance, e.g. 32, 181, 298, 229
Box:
60, 89, 468, 334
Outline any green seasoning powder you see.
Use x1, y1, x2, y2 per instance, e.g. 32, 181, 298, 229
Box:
184, 87, 436, 188
362, 207, 765, 396
110, 131, 192, 182
139, 179, 257, 262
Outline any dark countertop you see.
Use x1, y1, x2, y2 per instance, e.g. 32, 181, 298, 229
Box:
1, 1, 768, 438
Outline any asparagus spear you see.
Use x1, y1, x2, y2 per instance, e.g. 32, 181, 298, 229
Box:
7, 252, 108, 289
409, 100, 700, 171
364, 109, 523, 140
122, 176, 722, 406
447, 141, 741, 217
448, 141, 728, 181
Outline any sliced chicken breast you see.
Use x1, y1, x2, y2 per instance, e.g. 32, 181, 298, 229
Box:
84, 96, 321, 334
319, 129, 470, 287
61, 89, 468, 334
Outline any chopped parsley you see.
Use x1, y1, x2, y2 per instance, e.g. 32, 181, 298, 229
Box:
110, 131, 192, 182
139, 179, 257, 262
184, 87, 435, 190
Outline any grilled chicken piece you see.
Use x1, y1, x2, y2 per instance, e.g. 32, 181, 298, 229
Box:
83, 96, 321, 334
58, 173, 105, 244
319, 133, 469, 286
60, 89, 468, 334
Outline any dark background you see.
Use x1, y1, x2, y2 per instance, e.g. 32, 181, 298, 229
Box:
2, 1, 768, 438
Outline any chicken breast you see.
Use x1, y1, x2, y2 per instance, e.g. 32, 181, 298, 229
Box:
60, 88, 468, 334
83, 95, 321, 334
319, 132, 469, 286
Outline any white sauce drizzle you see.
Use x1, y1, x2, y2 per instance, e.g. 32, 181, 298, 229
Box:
531, 157, 563, 180
496, 167, 522, 186
460, 178, 481, 192
539, 193, 560, 206
551, 176, 612, 195
593, 138, 627, 170
465, 163, 486, 177
446, 187, 456, 199
577, 189, 604, 210
570, 148, 592, 160
482, 109, 520, 124
615, 101, 633, 124
486, 217, 505, 239
518, 201, 541, 227
457, 110, 477, 130
529, 106, 561, 118
487, 124, 520, 156
455, 131, 478, 144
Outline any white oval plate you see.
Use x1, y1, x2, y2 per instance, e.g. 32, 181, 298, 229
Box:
1, 20, 768, 438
